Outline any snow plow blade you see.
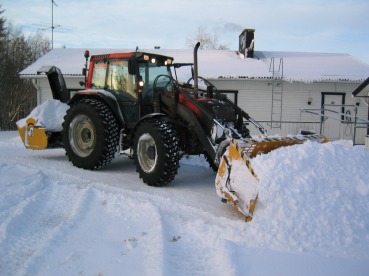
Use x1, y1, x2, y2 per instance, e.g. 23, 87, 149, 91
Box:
215, 134, 328, 222
16, 118, 48, 150
237, 134, 329, 158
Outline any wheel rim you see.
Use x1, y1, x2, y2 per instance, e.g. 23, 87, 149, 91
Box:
69, 114, 96, 157
137, 133, 157, 173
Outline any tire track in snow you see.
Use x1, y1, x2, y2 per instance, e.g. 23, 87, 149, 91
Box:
0, 163, 93, 276
110, 191, 239, 276
0, 135, 295, 275
1, 139, 240, 275
98, 192, 166, 276
158, 210, 236, 276
32, 186, 168, 276
84, 187, 239, 276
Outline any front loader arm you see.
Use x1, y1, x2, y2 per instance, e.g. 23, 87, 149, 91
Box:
159, 92, 217, 161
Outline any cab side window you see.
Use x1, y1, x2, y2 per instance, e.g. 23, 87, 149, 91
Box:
91, 61, 107, 89
106, 60, 137, 100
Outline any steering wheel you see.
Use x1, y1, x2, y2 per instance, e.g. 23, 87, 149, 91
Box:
153, 75, 174, 92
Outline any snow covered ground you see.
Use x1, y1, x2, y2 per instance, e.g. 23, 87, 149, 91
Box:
1, 131, 369, 276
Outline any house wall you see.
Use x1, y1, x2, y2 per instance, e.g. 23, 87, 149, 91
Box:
33, 76, 84, 104
33, 75, 368, 144
210, 78, 368, 144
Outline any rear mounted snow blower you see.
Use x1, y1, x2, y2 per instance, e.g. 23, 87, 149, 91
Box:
17, 117, 48, 150
16, 66, 70, 150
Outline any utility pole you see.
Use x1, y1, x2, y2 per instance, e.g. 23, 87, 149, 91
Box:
51, 0, 57, 49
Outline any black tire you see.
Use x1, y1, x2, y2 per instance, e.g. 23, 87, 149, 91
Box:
134, 118, 180, 186
62, 98, 119, 170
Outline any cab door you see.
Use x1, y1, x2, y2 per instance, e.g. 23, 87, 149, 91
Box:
106, 59, 139, 124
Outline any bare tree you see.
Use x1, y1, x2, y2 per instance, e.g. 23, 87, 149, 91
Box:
27, 30, 51, 62
0, 6, 8, 88
0, 7, 51, 130
186, 26, 229, 50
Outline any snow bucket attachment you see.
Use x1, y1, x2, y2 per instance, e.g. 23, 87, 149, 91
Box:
236, 134, 329, 158
16, 118, 48, 150
215, 134, 328, 222
216, 139, 259, 222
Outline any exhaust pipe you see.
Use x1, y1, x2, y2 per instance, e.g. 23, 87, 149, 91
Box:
193, 42, 200, 98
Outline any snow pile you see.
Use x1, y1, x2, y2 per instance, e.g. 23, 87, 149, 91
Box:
16, 100, 69, 131
250, 141, 369, 258
1, 132, 369, 275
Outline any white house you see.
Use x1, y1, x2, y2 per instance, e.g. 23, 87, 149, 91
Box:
20, 45, 369, 144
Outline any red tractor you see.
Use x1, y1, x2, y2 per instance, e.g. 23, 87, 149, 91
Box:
17, 43, 326, 220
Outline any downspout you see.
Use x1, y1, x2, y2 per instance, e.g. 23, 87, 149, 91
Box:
32, 78, 41, 105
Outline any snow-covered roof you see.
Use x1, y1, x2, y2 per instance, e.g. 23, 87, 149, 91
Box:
20, 48, 369, 82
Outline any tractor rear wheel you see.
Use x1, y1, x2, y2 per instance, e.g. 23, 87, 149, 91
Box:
134, 118, 180, 186
62, 99, 119, 170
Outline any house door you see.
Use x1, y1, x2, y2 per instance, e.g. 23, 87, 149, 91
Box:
321, 92, 345, 140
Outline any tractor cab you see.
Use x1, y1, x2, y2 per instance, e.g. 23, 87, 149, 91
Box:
85, 52, 174, 123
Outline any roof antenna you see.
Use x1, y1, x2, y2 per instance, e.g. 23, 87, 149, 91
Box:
51, 0, 58, 49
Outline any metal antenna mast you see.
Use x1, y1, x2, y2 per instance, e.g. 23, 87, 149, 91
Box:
51, 0, 58, 49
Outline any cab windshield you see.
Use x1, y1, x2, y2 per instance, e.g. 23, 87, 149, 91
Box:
90, 58, 173, 102
139, 63, 172, 101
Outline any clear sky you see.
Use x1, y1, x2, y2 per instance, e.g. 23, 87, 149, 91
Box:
2, 0, 369, 65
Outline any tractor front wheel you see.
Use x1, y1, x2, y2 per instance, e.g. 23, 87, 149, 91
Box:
133, 118, 180, 186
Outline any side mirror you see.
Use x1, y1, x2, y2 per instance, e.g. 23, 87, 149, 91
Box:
82, 68, 87, 76
128, 57, 138, 75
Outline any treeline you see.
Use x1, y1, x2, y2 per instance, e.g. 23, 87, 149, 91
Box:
0, 6, 50, 130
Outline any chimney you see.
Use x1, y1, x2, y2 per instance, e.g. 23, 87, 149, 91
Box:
239, 29, 255, 58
